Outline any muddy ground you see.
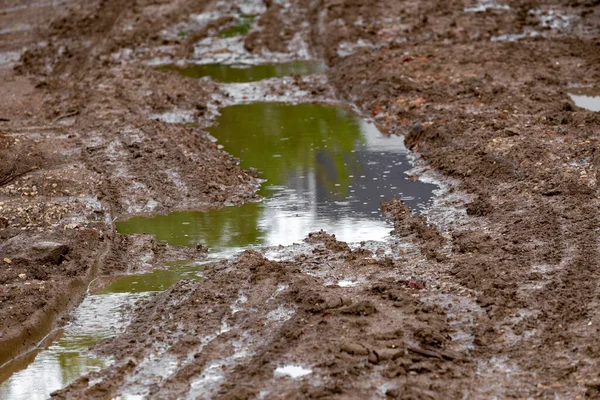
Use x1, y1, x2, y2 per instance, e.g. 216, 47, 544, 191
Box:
1, 0, 600, 398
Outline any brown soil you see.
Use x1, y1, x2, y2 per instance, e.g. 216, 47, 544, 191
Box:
1, 0, 600, 398
53, 238, 471, 399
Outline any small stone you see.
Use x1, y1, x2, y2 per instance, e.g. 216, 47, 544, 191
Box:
3, 258, 11, 264
18, 273, 26, 279
339, 300, 377, 316
340, 340, 369, 355
31, 241, 70, 265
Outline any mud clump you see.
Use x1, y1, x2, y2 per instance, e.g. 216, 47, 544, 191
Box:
0, 229, 101, 365
339, 299, 377, 316
381, 198, 445, 259
340, 340, 369, 355
305, 230, 351, 253
465, 196, 492, 217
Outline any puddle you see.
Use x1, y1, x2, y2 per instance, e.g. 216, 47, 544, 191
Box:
530, 9, 575, 30
0, 51, 22, 67
491, 30, 540, 42
0, 24, 31, 36
219, 14, 255, 38
118, 102, 436, 251
0, 0, 73, 13
274, 365, 312, 379
157, 61, 326, 83
0, 293, 145, 400
99, 260, 206, 294
337, 279, 359, 287
568, 87, 600, 112
337, 39, 374, 57
150, 110, 195, 124
464, 0, 510, 13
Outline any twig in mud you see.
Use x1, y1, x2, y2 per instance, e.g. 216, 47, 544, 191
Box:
0, 117, 9, 122
0, 167, 35, 187
52, 111, 79, 123
407, 345, 443, 359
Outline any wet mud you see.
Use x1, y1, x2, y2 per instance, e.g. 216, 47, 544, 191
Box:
1, 0, 600, 398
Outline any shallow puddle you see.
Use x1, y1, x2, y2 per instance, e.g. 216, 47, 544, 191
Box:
0, 293, 145, 400
99, 260, 206, 294
219, 14, 255, 38
118, 103, 435, 251
157, 61, 326, 83
568, 87, 600, 112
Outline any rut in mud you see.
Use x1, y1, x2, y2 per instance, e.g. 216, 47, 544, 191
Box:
0, 0, 600, 398
1, 59, 437, 400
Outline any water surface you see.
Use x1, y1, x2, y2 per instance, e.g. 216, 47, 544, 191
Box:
118, 103, 436, 250
99, 260, 206, 294
157, 61, 326, 83
0, 293, 145, 400
219, 14, 255, 38
568, 87, 600, 112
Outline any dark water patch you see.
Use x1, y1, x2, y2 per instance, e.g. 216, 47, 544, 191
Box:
568, 87, 600, 112
156, 61, 326, 83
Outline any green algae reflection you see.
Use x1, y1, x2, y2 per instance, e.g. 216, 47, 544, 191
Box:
209, 103, 364, 198
117, 202, 263, 250
0, 340, 105, 400
99, 260, 205, 294
117, 103, 366, 250
157, 60, 326, 83
219, 14, 255, 38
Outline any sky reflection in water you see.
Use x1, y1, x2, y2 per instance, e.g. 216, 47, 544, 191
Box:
568, 87, 600, 112
0, 293, 145, 400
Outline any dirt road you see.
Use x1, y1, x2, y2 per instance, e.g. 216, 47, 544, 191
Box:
1, 0, 599, 398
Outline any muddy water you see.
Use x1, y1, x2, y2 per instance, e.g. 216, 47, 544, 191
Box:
568, 87, 600, 112
0, 293, 146, 400
0, 92, 435, 400
157, 61, 326, 83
